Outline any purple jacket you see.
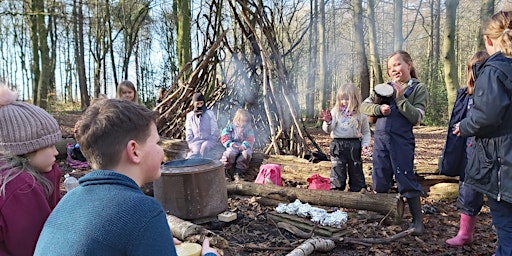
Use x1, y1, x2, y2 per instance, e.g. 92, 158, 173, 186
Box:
185, 109, 219, 143
0, 163, 61, 256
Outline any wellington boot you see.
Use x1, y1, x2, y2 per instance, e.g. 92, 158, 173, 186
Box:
407, 197, 425, 236
446, 213, 477, 246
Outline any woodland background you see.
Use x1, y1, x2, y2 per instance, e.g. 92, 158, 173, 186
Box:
0, 0, 508, 155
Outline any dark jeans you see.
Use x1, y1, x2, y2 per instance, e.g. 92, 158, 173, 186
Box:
457, 181, 484, 216
488, 198, 512, 256
329, 138, 366, 192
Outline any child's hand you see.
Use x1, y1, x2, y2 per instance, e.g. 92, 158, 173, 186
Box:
319, 110, 332, 122
452, 122, 461, 136
391, 81, 405, 97
380, 104, 391, 116
173, 238, 182, 245
201, 238, 218, 256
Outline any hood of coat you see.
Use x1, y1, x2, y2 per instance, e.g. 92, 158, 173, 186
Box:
474, 51, 512, 82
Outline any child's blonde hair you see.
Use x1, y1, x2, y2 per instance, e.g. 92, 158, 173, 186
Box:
484, 10, 512, 57
116, 80, 138, 103
232, 109, 252, 127
334, 83, 361, 114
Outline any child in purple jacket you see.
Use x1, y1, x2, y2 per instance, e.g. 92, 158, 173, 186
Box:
185, 93, 220, 159
0, 85, 62, 256
221, 109, 255, 181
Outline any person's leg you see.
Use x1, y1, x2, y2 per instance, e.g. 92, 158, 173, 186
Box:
488, 198, 512, 256
446, 182, 482, 246
199, 140, 218, 159
329, 140, 347, 191
372, 134, 394, 193
390, 138, 423, 235
234, 148, 252, 180
186, 140, 203, 158
221, 147, 240, 179
347, 140, 365, 192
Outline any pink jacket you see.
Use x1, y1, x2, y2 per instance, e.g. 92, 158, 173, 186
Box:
0, 163, 61, 256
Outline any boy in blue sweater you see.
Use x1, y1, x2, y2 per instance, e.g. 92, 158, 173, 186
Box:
35, 99, 218, 256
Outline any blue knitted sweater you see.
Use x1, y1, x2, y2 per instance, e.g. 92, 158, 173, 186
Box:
35, 170, 178, 255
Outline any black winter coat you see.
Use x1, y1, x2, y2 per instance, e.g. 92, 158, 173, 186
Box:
460, 52, 512, 203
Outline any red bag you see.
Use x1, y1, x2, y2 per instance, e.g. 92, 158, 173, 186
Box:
307, 174, 331, 190
254, 164, 283, 186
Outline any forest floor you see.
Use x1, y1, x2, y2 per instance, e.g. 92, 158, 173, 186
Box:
54, 111, 496, 256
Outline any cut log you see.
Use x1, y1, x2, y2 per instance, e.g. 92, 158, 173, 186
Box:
227, 181, 402, 218
166, 214, 229, 249
286, 238, 335, 256
267, 211, 349, 238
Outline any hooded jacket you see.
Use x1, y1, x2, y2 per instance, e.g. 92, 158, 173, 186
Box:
460, 51, 512, 203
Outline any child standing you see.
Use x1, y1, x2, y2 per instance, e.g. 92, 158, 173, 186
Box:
116, 80, 138, 103
320, 83, 370, 192
361, 50, 428, 235
220, 109, 255, 181
35, 99, 218, 256
185, 92, 220, 159
454, 11, 512, 255
443, 51, 489, 246
0, 85, 62, 256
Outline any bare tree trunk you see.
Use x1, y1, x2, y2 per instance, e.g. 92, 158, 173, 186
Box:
393, 0, 403, 51
442, 0, 460, 115
177, 0, 192, 83
367, 0, 383, 86
478, 0, 494, 50
73, 0, 90, 109
35, 0, 51, 109
318, 0, 328, 110
305, 0, 317, 120
353, 0, 370, 100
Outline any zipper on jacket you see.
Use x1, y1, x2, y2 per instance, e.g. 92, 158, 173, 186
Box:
497, 156, 502, 202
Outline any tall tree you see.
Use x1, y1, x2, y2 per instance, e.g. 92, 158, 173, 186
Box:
393, 0, 403, 51
367, 0, 383, 86
113, 0, 150, 80
73, 0, 90, 109
442, 0, 459, 114
477, 0, 494, 50
318, 0, 328, 110
177, 0, 191, 82
353, 0, 370, 99
306, 0, 317, 119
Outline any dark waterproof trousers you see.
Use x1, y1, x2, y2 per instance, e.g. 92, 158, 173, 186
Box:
329, 138, 366, 192
372, 98, 422, 199
488, 198, 512, 256
457, 136, 484, 216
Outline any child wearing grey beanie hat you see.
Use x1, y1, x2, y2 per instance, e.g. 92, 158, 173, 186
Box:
0, 84, 62, 256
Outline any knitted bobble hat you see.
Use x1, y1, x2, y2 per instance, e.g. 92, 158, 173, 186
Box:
0, 86, 61, 156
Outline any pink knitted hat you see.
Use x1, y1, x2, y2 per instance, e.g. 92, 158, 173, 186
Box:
0, 86, 61, 155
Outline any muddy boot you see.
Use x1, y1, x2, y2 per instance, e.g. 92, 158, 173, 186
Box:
446, 213, 477, 246
407, 197, 425, 236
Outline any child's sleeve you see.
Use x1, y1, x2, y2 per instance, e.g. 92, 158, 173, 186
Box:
185, 113, 195, 142
395, 83, 428, 125
220, 125, 232, 147
360, 114, 371, 147
242, 127, 255, 149
360, 94, 382, 117
207, 111, 220, 140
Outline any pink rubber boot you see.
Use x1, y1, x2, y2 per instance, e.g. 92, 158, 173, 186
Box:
446, 213, 477, 246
